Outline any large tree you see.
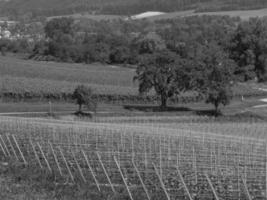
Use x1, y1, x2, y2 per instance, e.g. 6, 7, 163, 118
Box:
134, 50, 192, 109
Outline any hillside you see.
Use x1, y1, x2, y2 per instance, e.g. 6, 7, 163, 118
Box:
1, 0, 267, 19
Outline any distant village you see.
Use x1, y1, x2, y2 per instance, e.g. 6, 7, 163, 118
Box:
0, 20, 16, 39
0, 20, 43, 41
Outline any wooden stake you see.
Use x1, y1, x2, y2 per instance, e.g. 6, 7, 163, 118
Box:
176, 166, 194, 200
96, 152, 115, 193
152, 163, 171, 200
144, 137, 148, 170
132, 159, 151, 200
29, 139, 43, 169
241, 175, 252, 200
193, 146, 197, 184
0, 140, 7, 157
59, 147, 74, 182
114, 157, 134, 200
159, 136, 163, 178
6, 134, 18, 161
12, 135, 27, 165
37, 142, 52, 173
131, 132, 135, 159
71, 150, 86, 183
82, 150, 100, 192
49, 142, 62, 176
205, 173, 220, 200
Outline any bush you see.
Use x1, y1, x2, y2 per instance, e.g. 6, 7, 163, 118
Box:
72, 85, 97, 113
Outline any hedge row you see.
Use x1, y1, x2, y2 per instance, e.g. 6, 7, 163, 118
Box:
0, 92, 204, 104
1, 91, 266, 104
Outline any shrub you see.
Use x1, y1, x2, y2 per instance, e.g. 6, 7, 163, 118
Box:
72, 85, 97, 113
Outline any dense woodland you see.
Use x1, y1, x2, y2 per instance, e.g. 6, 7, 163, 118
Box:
1, 15, 267, 111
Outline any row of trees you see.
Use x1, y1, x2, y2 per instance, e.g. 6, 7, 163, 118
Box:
36, 16, 267, 83
135, 43, 235, 114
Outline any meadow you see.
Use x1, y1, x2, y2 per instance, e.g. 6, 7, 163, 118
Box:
0, 56, 136, 89
46, 7, 267, 22
0, 56, 140, 101
147, 8, 267, 21
0, 116, 267, 199
0, 56, 266, 104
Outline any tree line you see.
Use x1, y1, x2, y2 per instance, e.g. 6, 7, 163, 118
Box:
1, 15, 267, 114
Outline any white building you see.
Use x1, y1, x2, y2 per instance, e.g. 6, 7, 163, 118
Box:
0, 26, 11, 39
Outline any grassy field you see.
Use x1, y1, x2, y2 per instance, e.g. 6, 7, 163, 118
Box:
148, 7, 267, 21
50, 8, 267, 22
47, 13, 124, 21
0, 55, 266, 102
0, 56, 138, 96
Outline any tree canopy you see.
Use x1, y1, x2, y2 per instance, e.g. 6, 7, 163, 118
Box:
192, 43, 236, 114
230, 18, 267, 82
134, 50, 192, 108
72, 85, 97, 114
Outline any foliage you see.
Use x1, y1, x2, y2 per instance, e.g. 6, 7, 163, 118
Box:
192, 43, 236, 114
230, 17, 267, 82
134, 50, 192, 108
72, 85, 97, 113
0, 38, 32, 55
44, 17, 74, 41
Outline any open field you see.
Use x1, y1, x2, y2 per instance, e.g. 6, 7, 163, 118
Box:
0, 56, 139, 100
47, 13, 124, 21
49, 8, 267, 22
0, 56, 266, 103
0, 56, 137, 93
45, 7, 267, 22
0, 116, 267, 199
153, 8, 267, 21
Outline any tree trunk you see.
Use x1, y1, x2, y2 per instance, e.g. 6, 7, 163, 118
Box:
160, 94, 167, 110
78, 104, 82, 112
214, 101, 220, 116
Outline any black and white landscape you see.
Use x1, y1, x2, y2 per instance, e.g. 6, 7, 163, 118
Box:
0, 0, 267, 199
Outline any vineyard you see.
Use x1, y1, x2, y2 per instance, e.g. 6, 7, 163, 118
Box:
0, 116, 267, 200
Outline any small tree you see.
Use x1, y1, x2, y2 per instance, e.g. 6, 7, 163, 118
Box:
193, 43, 236, 115
72, 85, 97, 113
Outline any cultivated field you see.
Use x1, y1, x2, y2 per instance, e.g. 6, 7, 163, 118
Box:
0, 56, 266, 101
0, 56, 138, 96
0, 116, 267, 199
